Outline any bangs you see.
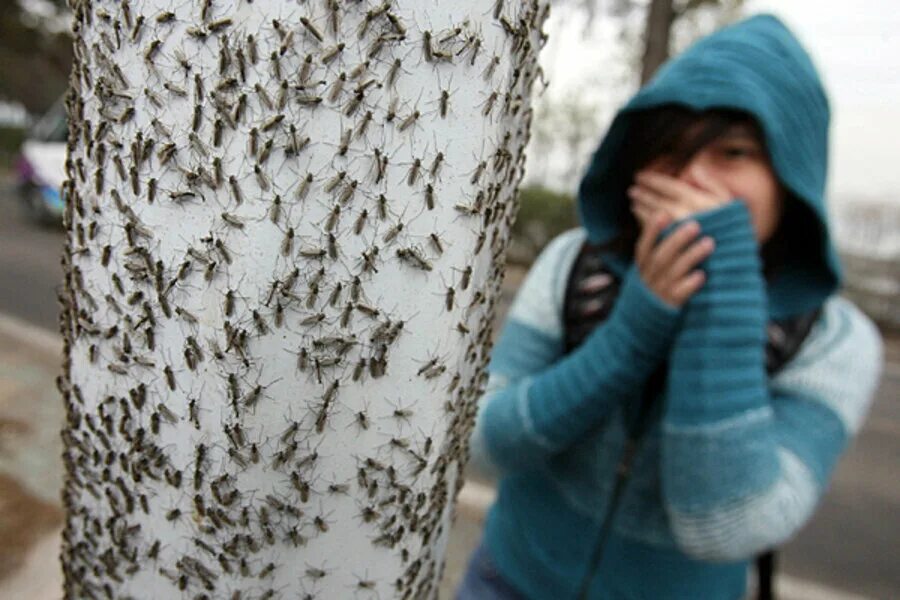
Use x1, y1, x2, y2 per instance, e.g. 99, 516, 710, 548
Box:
617, 105, 766, 177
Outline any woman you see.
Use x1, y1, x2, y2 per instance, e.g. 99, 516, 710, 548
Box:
458, 13, 884, 600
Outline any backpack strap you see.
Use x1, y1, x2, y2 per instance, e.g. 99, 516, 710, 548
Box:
756, 550, 777, 600
765, 306, 823, 374
756, 306, 820, 599
562, 241, 621, 354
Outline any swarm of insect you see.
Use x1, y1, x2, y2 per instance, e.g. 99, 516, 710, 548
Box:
59, 0, 549, 595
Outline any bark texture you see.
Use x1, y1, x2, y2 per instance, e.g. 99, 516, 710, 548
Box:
59, 0, 549, 598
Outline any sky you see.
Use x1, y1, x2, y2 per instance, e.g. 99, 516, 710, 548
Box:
540, 0, 900, 205
749, 0, 900, 203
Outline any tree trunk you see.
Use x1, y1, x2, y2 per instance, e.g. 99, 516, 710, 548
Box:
59, 1, 549, 598
640, 0, 675, 85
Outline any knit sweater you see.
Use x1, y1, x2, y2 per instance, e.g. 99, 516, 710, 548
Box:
470, 201, 883, 598
467, 13, 885, 600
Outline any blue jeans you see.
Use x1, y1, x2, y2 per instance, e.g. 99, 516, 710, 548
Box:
456, 542, 528, 599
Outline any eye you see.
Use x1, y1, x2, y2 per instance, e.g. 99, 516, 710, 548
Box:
719, 144, 760, 159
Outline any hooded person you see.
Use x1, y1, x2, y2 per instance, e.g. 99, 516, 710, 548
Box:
459, 13, 884, 600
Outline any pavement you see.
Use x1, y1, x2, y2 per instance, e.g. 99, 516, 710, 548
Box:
0, 318, 64, 599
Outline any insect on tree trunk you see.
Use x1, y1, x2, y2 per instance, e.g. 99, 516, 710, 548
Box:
59, 0, 550, 598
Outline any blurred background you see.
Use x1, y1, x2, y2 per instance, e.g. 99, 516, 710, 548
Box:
0, 1, 896, 598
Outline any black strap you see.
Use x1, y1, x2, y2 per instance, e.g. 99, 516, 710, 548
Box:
562, 240, 821, 599
756, 551, 776, 600
574, 439, 638, 600
562, 242, 621, 354
575, 381, 659, 600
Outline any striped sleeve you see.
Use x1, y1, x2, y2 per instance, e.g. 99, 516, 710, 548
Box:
660, 200, 884, 561
470, 228, 683, 475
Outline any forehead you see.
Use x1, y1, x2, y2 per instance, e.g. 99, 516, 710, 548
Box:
681, 119, 759, 139
719, 123, 760, 140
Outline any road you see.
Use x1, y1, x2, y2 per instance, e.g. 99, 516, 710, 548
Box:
0, 199, 64, 331
1, 189, 898, 599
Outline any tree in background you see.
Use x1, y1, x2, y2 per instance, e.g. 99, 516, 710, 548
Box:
59, 0, 549, 597
639, 0, 744, 83
0, 0, 71, 114
559, 0, 744, 82
522, 0, 744, 202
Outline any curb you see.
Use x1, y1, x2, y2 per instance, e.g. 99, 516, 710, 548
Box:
0, 313, 61, 355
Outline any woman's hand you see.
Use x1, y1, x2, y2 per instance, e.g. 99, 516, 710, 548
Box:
627, 166, 732, 222
632, 210, 716, 309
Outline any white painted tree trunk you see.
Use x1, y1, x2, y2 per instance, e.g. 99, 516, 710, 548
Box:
59, 1, 549, 598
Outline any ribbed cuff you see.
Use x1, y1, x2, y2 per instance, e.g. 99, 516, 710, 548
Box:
664, 199, 769, 426
518, 258, 683, 450
692, 198, 754, 236
656, 200, 758, 270
600, 262, 683, 366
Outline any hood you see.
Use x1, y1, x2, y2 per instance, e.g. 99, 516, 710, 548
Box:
576, 13, 841, 319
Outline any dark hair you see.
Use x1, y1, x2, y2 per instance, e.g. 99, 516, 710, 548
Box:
598, 104, 790, 282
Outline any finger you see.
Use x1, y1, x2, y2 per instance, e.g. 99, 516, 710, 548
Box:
635, 210, 671, 267
692, 164, 731, 199
635, 172, 711, 217
629, 185, 687, 222
631, 189, 682, 221
635, 171, 699, 201
628, 183, 668, 206
631, 204, 670, 246
643, 172, 730, 218
630, 201, 653, 229
664, 235, 715, 284
647, 220, 702, 281
669, 270, 706, 305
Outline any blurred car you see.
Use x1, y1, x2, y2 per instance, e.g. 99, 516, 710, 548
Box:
14, 99, 67, 224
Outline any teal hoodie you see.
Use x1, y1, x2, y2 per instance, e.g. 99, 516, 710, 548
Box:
468, 13, 883, 600
577, 13, 840, 320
